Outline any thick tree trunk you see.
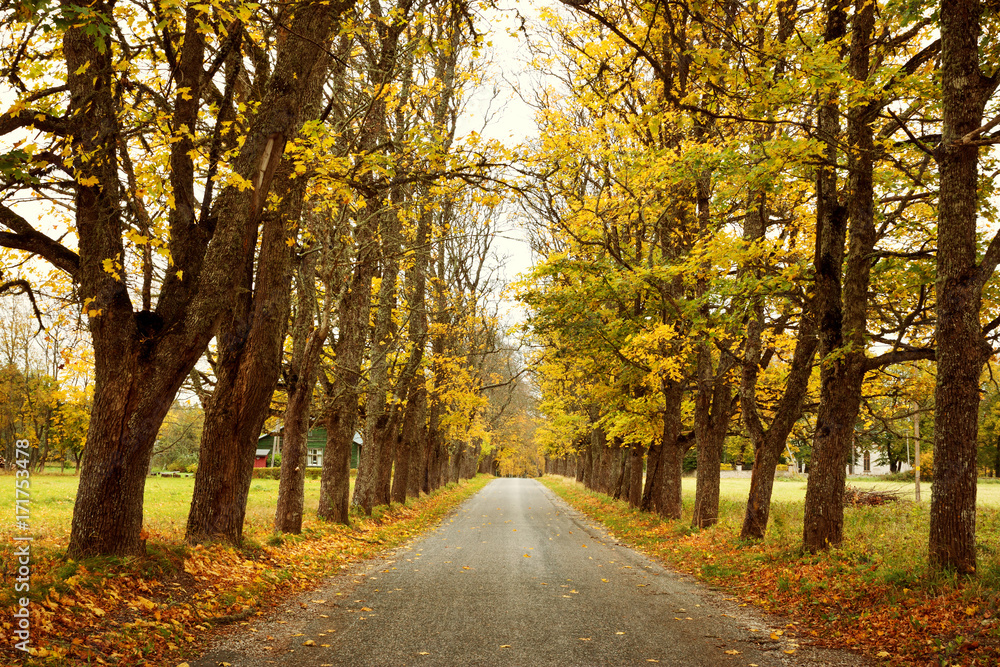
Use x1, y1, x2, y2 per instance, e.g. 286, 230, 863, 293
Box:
741, 315, 818, 539
610, 438, 627, 500
275, 247, 328, 534
186, 150, 307, 543
929, 0, 994, 574
628, 442, 644, 508
406, 386, 430, 497
660, 442, 685, 521
353, 225, 400, 512
398, 382, 428, 500
317, 220, 376, 522
657, 379, 686, 519
591, 424, 608, 493
641, 443, 661, 511
803, 0, 876, 552
691, 343, 737, 529
66, 0, 351, 558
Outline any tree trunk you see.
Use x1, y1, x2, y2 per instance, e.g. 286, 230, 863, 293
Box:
186, 147, 309, 543
398, 381, 428, 500
803, 0, 876, 552
628, 442, 644, 508
275, 241, 331, 534
929, 0, 995, 574
610, 438, 627, 500
641, 443, 662, 511
740, 314, 818, 539
692, 342, 737, 529
657, 378, 686, 519
316, 206, 377, 523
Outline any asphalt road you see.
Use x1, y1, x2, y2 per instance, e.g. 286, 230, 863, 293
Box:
193, 478, 871, 666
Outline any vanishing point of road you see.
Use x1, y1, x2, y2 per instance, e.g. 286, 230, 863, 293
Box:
193, 478, 871, 667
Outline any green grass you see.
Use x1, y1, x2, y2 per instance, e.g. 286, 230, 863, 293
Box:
0, 472, 354, 547
680, 475, 1000, 506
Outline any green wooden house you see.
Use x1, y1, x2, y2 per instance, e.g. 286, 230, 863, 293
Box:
255, 428, 361, 469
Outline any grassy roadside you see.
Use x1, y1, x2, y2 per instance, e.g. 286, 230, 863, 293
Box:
540, 475, 1000, 667
0, 474, 348, 551
1, 475, 492, 666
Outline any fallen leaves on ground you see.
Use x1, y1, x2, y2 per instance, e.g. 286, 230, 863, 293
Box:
0, 476, 491, 666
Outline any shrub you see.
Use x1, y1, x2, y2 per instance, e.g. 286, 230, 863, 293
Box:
918, 451, 933, 480
186, 463, 198, 474
250, 467, 323, 480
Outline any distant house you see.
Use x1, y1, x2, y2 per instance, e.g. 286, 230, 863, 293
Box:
847, 449, 912, 477
255, 427, 362, 468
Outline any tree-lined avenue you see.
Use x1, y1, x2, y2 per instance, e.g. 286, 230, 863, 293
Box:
193, 478, 869, 666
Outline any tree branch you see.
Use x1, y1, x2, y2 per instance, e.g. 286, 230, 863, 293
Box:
0, 204, 80, 278
863, 347, 935, 372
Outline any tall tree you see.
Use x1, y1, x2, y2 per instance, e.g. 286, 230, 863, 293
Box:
929, 0, 1000, 573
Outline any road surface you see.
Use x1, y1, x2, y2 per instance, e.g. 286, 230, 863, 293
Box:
193, 478, 870, 666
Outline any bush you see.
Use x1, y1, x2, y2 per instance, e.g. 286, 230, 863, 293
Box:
720, 463, 734, 471
251, 467, 323, 480
919, 451, 933, 480
186, 463, 198, 474
880, 452, 933, 482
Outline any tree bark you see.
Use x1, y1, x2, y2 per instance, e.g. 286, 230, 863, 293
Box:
400, 382, 428, 500
628, 442, 645, 508
185, 28, 334, 542
274, 241, 331, 534
657, 378, 686, 519
740, 312, 818, 539
316, 228, 375, 522
929, 0, 997, 573
185, 149, 310, 543
691, 343, 737, 529
802, 0, 876, 552
354, 201, 404, 512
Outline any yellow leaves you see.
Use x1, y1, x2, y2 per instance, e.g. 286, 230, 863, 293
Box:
78, 174, 101, 187
102, 255, 123, 281
724, 649, 741, 655
83, 297, 103, 319
134, 595, 156, 611
74, 61, 91, 75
